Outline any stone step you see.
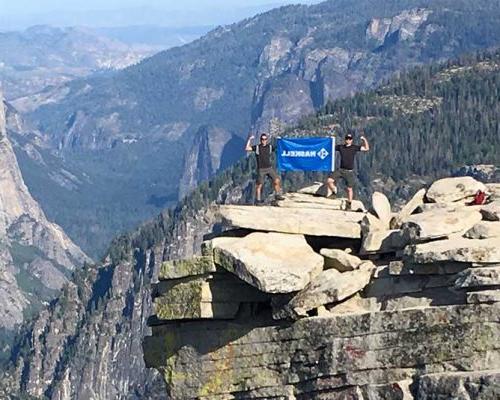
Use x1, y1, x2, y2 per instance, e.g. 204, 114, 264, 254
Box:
406, 237, 500, 264
159, 256, 218, 280
153, 274, 270, 303
276, 192, 366, 212
217, 205, 363, 238
153, 299, 241, 320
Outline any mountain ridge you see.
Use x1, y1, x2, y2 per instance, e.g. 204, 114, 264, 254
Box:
11, 0, 500, 259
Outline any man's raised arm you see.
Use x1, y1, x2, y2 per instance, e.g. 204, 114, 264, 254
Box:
360, 135, 370, 152
245, 135, 255, 152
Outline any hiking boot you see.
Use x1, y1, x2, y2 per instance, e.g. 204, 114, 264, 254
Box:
345, 201, 352, 211
274, 193, 285, 201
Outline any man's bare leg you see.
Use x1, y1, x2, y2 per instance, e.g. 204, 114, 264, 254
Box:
346, 187, 354, 210
326, 177, 337, 197
347, 187, 353, 203
273, 178, 281, 194
256, 183, 263, 202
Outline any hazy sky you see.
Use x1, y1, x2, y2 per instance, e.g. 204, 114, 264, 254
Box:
0, 0, 324, 29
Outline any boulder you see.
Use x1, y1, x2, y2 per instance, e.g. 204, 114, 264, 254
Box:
360, 229, 409, 254
455, 266, 500, 289
212, 232, 323, 294
481, 200, 500, 221
391, 188, 426, 228
402, 208, 482, 241
286, 262, 375, 317
372, 192, 392, 229
360, 213, 386, 236
426, 176, 486, 203
276, 192, 366, 212
486, 183, 500, 199
407, 238, 500, 264
465, 221, 500, 239
320, 248, 363, 272
297, 182, 323, 195
159, 256, 217, 280
218, 205, 363, 238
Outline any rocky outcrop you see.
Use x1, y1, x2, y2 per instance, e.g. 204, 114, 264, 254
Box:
144, 175, 500, 399
366, 8, 432, 45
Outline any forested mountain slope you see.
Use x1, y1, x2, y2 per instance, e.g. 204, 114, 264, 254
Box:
15, 0, 500, 257
2, 50, 499, 400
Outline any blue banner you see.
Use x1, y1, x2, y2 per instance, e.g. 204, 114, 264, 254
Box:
277, 137, 335, 171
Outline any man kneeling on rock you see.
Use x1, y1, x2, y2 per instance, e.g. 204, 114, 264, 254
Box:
245, 133, 285, 204
327, 130, 370, 210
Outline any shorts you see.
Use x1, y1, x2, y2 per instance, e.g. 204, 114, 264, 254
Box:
257, 168, 279, 184
329, 169, 356, 188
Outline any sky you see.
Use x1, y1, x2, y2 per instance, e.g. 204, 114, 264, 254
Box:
0, 0, 324, 30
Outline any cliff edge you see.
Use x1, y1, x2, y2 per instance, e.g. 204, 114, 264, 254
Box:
143, 176, 500, 399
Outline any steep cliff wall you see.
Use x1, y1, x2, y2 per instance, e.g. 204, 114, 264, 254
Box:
144, 177, 500, 399
0, 93, 89, 338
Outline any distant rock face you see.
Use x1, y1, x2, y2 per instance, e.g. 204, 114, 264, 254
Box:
366, 8, 432, 45
0, 93, 89, 331
178, 125, 243, 199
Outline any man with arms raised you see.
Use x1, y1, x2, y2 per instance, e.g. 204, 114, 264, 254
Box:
245, 133, 284, 204
327, 131, 370, 210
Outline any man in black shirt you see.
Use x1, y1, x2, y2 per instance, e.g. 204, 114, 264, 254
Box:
327, 131, 370, 209
245, 133, 284, 204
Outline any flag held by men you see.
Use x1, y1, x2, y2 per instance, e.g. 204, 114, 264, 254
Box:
277, 137, 335, 172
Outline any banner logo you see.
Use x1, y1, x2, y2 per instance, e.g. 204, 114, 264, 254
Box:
318, 148, 329, 160
277, 137, 335, 172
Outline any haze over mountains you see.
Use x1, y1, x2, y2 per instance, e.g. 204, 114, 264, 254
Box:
0, 25, 157, 100
10, 0, 500, 259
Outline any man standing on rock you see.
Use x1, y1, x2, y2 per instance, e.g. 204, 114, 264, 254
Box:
245, 133, 285, 204
326, 131, 370, 210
